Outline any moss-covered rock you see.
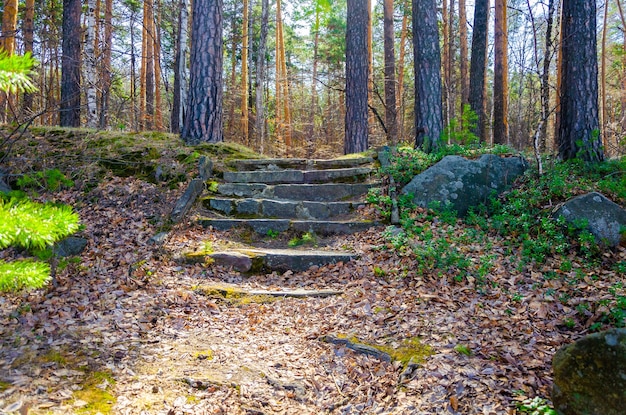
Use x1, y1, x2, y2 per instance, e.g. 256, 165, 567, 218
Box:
552, 328, 626, 415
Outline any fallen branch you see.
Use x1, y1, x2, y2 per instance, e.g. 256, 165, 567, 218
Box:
248, 289, 343, 298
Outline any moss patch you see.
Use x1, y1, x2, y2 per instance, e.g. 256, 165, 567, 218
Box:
0, 380, 11, 391
194, 284, 278, 306
72, 371, 116, 415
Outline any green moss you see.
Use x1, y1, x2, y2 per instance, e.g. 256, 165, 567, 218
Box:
454, 344, 472, 356
0, 380, 11, 391
192, 349, 214, 360
73, 371, 116, 415
194, 284, 278, 306
43, 350, 68, 365
336, 334, 433, 369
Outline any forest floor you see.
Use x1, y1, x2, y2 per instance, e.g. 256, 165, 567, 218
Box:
1, 129, 625, 415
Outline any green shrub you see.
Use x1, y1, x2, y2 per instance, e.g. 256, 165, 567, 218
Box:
0, 195, 80, 291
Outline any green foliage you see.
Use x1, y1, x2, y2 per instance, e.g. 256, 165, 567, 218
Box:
516, 396, 557, 415
0, 196, 80, 292
0, 259, 50, 291
443, 104, 479, 145
288, 232, 317, 247
0, 52, 37, 94
16, 168, 74, 192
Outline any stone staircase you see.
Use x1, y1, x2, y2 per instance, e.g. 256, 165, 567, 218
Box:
192, 156, 380, 274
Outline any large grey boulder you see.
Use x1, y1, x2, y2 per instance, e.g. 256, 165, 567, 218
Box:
401, 154, 527, 217
554, 192, 626, 247
552, 329, 626, 415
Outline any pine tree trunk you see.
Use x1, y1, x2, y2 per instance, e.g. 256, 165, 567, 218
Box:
493, 0, 509, 145
241, 0, 250, 145
60, 0, 82, 127
255, 0, 269, 153
85, 0, 99, 128
616, 0, 626, 135
181, 0, 223, 144
0, 0, 19, 122
98, 0, 113, 129
540, 0, 555, 150
345, 0, 369, 154
397, 0, 409, 142
468, 0, 489, 142
383, 0, 397, 145
558, 0, 602, 162
22, 0, 35, 118
459, 0, 469, 108
153, 0, 164, 131
307, 4, 320, 153
171, 0, 189, 134
412, 0, 443, 152
143, 0, 155, 130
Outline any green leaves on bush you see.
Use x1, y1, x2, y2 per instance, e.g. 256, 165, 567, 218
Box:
0, 196, 80, 292
0, 259, 50, 291
0, 197, 80, 250
16, 168, 74, 192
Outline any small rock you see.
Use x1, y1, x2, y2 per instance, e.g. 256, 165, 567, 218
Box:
148, 232, 169, 245
53, 237, 88, 257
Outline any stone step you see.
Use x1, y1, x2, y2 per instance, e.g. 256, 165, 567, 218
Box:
198, 218, 377, 236
223, 167, 373, 184
186, 248, 357, 273
202, 197, 365, 220
228, 156, 374, 171
214, 182, 378, 202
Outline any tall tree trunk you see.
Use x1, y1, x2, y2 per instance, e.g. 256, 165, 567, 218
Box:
383, 0, 398, 145
540, 0, 555, 150
60, 0, 82, 127
153, 0, 164, 130
442, 0, 449, 138
129, 5, 139, 131
275, 0, 292, 152
558, 0, 602, 162
99, 0, 113, 129
181, 0, 223, 144
22, 0, 36, 117
171, 0, 189, 134
255, 0, 269, 153
468, 0, 489, 142
307, 2, 320, 154
447, 0, 456, 126
412, 0, 443, 152
241, 0, 250, 145
85, 0, 99, 128
459, 0, 469, 108
616, 0, 626, 134
0, 0, 19, 122
601, 0, 609, 151
142, 0, 155, 130
397, 0, 409, 142
345, 0, 369, 154
493, 0, 509, 145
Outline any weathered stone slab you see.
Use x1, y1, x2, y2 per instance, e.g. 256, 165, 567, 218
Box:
198, 156, 213, 180
402, 154, 528, 217
223, 170, 305, 184
272, 183, 376, 202
554, 192, 626, 247
171, 178, 204, 223
303, 167, 373, 183
552, 328, 626, 415
199, 218, 376, 235
243, 248, 357, 272
215, 183, 268, 198
229, 157, 374, 171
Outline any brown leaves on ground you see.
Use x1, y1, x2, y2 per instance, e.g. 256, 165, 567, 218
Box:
1, 174, 624, 415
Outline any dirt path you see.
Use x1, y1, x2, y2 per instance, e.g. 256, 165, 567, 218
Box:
1, 176, 622, 415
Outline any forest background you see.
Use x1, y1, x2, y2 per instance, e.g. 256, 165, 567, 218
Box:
0, 0, 624, 158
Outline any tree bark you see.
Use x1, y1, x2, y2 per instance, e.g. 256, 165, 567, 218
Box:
540, 0, 555, 150
558, 0, 602, 162
616, 0, 626, 135
468, 0, 489, 142
255, 0, 269, 153
241, 0, 250, 145
459, 0, 469, 108
85, 0, 98, 128
171, 0, 189, 134
60, 0, 82, 127
99, 0, 113, 129
344, 0, 369, 154
493, 0, 509, 145
397, 0, 409, 142
412, 0, 443, 152
22, 0, 35, 117
153, 0, 164, 131
383, 0, 398, 145
181, 0, 223, 144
